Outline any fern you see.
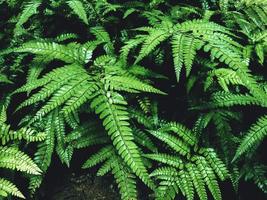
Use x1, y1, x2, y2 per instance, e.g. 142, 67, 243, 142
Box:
205, 68, 245, 92
15, 41, 92, 64
15, 0, 41, 34
90, 87, 155, 189
233, 115, 267, 161
14, 37, 165, 192
134, 28, 170, 64
0, 178, 25, 199
67, 0, 89, 24
142, 117, 229, 200
0, 146, 41, 175
2, 1, 267, 199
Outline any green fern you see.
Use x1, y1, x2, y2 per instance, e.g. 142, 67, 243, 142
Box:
0, 178, 25, 199
15, 0, 41, 35
142, 117, 229, 200
234, 115, 267, 161
2, 1, 267, 199
67, 0, 89, 24
83, 145, 138, 200
14, 38, 165, 192
15, 41, 92, 64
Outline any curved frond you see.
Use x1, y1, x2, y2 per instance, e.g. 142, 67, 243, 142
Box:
67, 0, 89, 24
234, 115, 267, 160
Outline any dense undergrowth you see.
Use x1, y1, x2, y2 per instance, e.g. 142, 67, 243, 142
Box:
0, 0, 266, 199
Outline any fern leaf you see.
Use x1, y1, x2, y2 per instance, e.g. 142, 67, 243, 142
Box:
17, 65, 87, 111
135, 29, 169, 64
32, 74, 92, 120
133, 128, 157, 152
120, 36, 146, 64
16, 1, 41, 27
148, 130, 190, 156
199, 92, 264, 109
159, 122, 197, 146
91, 89, 155, 189
0, 146, 42, 175
0, 178, 25, 199
15, 42, 92, 64
172, 33, 185, 82
178, 170, 194, 200
97, 158, 114, 176
90, 26, 114, 54
61, 83, 98, 115
28, 176, 42, 196
234, 115, 267, 161
55, 33, 78, 42
144, 153, 183, 168
67, 0, 88, 24
202, 148, 229, 180
54, 113, 72, 166
205, 68, 245, 92
186, 163, 208, 200
107, 75, 166, 95
183, 36, 203, 77
112, 158, 138, 200
0, 74, 12, 84
195, 156, 222, 200
82, 145, 113, 168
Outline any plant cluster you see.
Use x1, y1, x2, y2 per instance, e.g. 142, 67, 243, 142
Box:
0, 0, 266, 199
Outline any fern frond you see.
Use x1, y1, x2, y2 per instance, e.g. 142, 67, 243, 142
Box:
150, 166, 179, 178
171, 33, 185, 81
107, 75, 166, 94
67, 0, 89, 24
28, 176, 42, 196
15, 41, 92, 64
234, 115, 267, 161
32, 113, 55, 172
148, 130, 190, 156
120, 36, 146, 63
0, 125, 46, 145
198, 92, 264, 109
183, 36, 204, 77
97, 157, 114, 176
73, 134, 109, 149
133, 128, 157, 152
15, 1, 41, 29
112, 157, 138, 200
205, 68, 245, 91
178, 170, 194, 200
158, 122, 197, 146
129, 108, 155, 129
195, 156, 222, 200
55, 33, 78, 42
144, 153, 183, 168
26, 56, 49, 85
91, 88, 155, 189
54, 112, 72, 166
0, 74, 12, 84
135, 29, 170, 64
186, 163, 207, 200
202, 148, 229, 180
32, 76, 93, 120
90, 26, 114, 54
0, 146, 41, 175
82, 145, 113, 168
15, 64, 81, 94
0, 178, 25, 199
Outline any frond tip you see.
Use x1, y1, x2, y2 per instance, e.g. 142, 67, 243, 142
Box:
67, 0, 89, 25
233, 115, 267, 161
0, 178, 25, 199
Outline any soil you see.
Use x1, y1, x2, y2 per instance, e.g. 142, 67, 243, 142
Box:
41, 173, 120, 200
